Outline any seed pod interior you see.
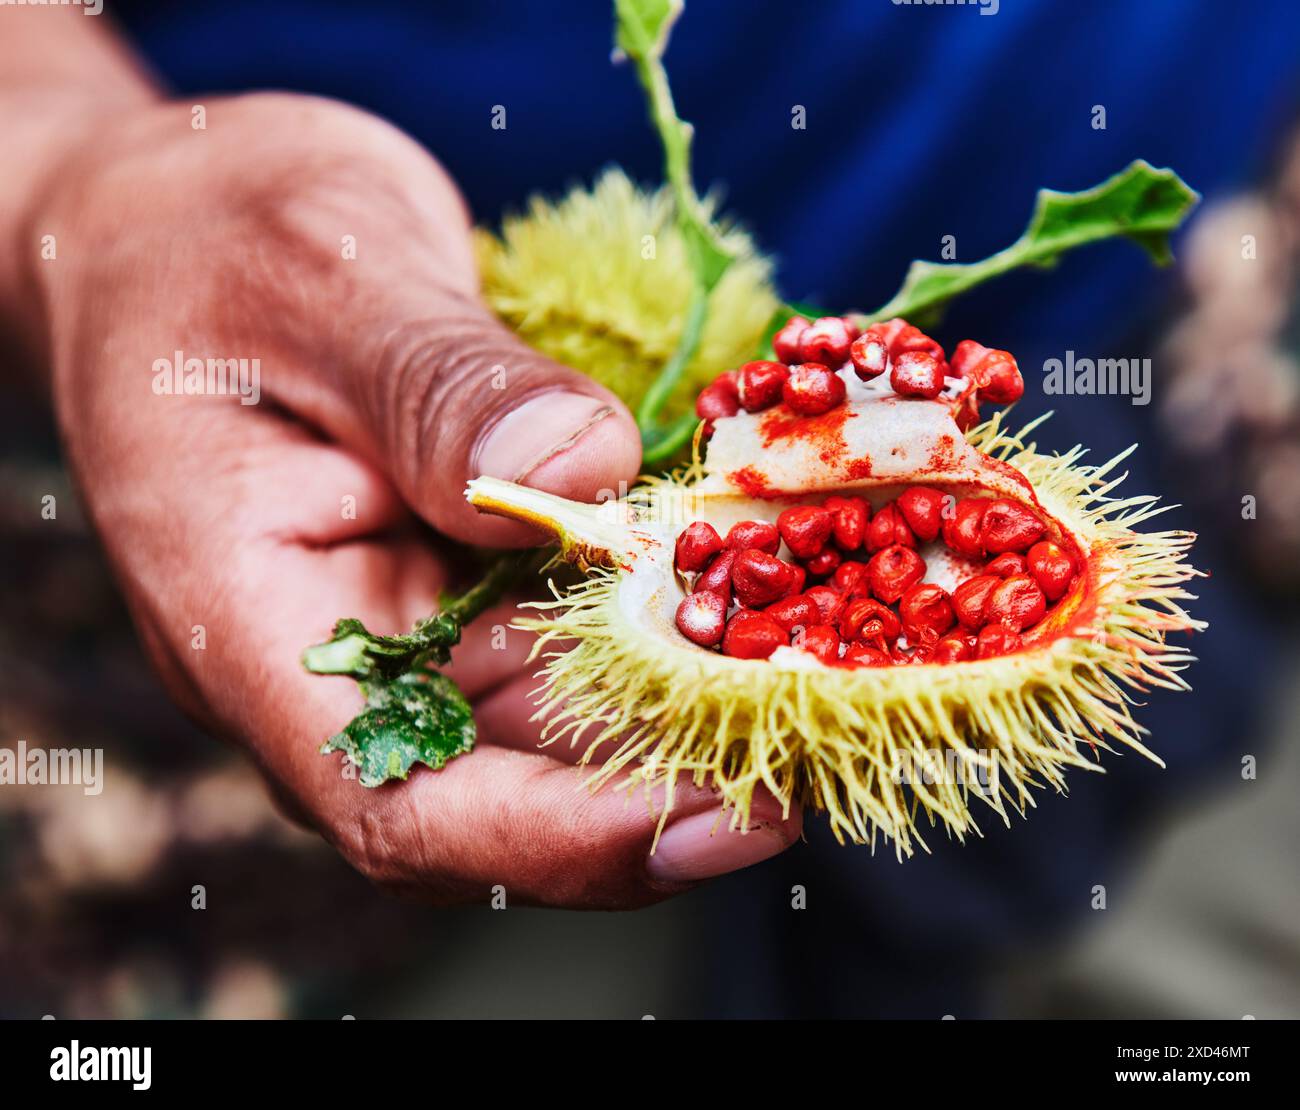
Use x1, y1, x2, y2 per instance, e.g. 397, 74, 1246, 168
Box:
466, 320, 1203, 856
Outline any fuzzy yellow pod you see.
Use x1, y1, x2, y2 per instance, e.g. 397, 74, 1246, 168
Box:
475, 168, 779, 418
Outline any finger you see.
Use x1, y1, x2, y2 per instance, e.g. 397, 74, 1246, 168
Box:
249, 137, 645, 549
222, 558, 800, 907
327, 746, 801, 908
474, 670, 622, 766
358, 306, 644, 549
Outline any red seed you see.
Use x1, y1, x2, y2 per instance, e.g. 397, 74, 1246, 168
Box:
1027, 540, 1075, 601
765, 594, 819, 634
697, 370, 739, 411
694, 549, 736, 604
695, 373, 740, 438
866, 545, 926, 605
843, 643, 892, 668
831, 559, 870, 595
722, 611, 788, 660
725, 519, 780, 555
797, 316, 856, 366
891, 644, 926, 666
866, 502, 916, 553
783, 565, 807, 598
980, 499, 1046, 554
950, 340, 1024, 405
890, 350, 946, 399
952, 573, 999, 629
849, 330, 891, 381
949, 340, 987, 378
975, 624, 1023, 659
823, 495, 869, 551
805, 585, 847, 625
777, 505, 834, 559
793, 623, 842, 664
804, 547, 842, 578
875, 319, 946, 363
840, 597, 902, 644
930, 632, 976, 663
985, 552, 1028, 578
985, 574, 1047, 632
736, 360, 790, 412
674, 520, 724, 574
960, 342, 1023, 403
896, 485, 947, 543
943, 498, 989, 559
981, 357, 1024, 404
899, 583, 955, 645
772, 315, 810, 364
732, 549, 800, 608
783, 362, 846, 416
675, 590, 727, 647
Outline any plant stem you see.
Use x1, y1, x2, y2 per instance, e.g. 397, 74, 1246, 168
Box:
636, 282, 709, 432
303, 548, 550, 679
641, 410, 700, 467
427, 548, 546, 629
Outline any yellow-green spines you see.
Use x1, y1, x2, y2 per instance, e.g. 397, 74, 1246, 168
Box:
515, 416, 1204, 857
475, 169, 779, 418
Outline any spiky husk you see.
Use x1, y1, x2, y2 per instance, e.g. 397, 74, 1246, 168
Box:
474, 168, 779, 417
517, 414, 1204, 858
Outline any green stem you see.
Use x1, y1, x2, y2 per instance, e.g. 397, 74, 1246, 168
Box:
427, 548, 543, 629
636, 282, 708, 431
641, 410, 700, 467
303, 548, 549, 680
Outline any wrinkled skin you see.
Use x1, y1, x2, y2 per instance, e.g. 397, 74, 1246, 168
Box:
3, 62, 799, 909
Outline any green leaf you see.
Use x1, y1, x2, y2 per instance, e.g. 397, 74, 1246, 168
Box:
304, 549, 549, 787
863, 160, 1200, 327
322, 671, 475, 787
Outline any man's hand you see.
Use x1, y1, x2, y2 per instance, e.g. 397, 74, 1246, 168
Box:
8, 84, 800, 909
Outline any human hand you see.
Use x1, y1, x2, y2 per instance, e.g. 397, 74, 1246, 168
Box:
20, 92, 800, 908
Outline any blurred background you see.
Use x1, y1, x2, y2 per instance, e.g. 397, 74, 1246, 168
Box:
2, 0, 1299, 1018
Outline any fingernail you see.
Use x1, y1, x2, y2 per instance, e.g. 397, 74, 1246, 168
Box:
647, 811, 793, 884
474, 392, 614, 484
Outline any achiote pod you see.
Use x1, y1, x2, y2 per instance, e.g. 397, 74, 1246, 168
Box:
466, 319, 1204, 857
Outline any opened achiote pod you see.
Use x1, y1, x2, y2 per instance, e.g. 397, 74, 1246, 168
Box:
467, 315, 1203, 856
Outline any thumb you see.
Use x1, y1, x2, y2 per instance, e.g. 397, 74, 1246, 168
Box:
353, 301, 642, 546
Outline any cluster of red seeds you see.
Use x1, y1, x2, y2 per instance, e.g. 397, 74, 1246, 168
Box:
672, 488, 1079, 666
695, 315, 1026, 437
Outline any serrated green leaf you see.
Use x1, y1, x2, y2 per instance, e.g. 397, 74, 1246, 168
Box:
864, 160, 1199, 327
305, 550, 550, 787
322, 671, 475, 787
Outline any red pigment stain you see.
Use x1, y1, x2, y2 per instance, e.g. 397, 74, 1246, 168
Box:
728, 465, 778, 498
926, 433, 960, 473
845, 455, 874, 481
759, 403, 856, 470
984, 454, 1038, 502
